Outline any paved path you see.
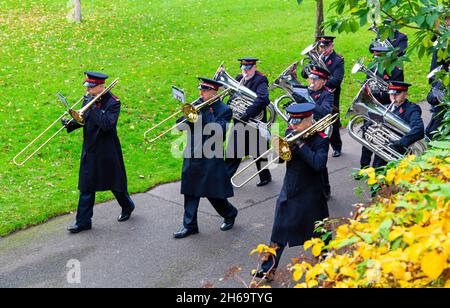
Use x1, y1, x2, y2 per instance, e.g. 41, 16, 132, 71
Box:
0, 103, 431, 288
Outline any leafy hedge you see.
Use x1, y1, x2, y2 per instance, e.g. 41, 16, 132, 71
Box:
290, 144, 450, 288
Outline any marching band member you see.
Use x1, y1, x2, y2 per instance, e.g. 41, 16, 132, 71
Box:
359, 46, 404, 173
316, 36, 345, 158
369, 18, 408, 57
372, 81, 425, 168
64, 72, 135, 233
255, 103, 330, 279
302, 66, 334, 201
173, 78, 238, 239
225, 58, 272, 187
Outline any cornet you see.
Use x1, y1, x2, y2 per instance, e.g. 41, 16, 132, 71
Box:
230, 113, 338, 188
12, 79, 119, 166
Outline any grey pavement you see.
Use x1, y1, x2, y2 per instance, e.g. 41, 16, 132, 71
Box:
0, 103, 432, 288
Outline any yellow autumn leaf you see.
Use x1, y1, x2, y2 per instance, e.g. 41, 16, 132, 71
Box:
421, 251, 448, 280
293, 269, 303, 281
312, 243, 324, 257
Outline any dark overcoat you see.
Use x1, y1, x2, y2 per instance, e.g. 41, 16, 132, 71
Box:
426, 81, 447, 139
270, 130, 330, 247
177, 99, 234, 199
324, 51, 345, 111
393, 99, 425, 148
309, 86, 334, 120
226, 71, 271, 158
65, 92, 128, 193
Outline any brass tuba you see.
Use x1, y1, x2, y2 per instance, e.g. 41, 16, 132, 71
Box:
352, 58, 389, 93
213, 64, 277, 131
300, 42, 330, 76
345, 82, 428, 162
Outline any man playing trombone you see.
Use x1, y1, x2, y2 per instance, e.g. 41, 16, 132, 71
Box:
173, 78, 238, 239
295, 66, 333, 200
63, 72, 135, 233
255, 103, 330, 280
225, 58, 272, 187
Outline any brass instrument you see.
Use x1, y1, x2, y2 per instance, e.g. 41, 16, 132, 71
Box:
230, 113, 338, 188
300, 42, 330, 76
352, 59, 389, 92
269, 61, 314, 122
144, 88, 232, 143
12, 79, 119, 166
368, 24, 394, 49
213, 64, 277, 132
345, 82, 428, 162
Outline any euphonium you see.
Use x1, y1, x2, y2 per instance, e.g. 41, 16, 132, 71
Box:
300, 42, 330, 76
345, 82, 428, 162
352, 59, 389, 93
213, 64, 277, 130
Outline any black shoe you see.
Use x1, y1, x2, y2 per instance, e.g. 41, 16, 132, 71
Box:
256, 178, 272, 187
332, 150, 342, 157
67, 224, 91, 234
220, 217, 236, 231
118, 205, 135, 222
173, 227, 199, 239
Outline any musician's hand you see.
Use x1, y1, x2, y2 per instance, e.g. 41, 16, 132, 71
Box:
61, 118, 71, 127
388, 140, 405, 152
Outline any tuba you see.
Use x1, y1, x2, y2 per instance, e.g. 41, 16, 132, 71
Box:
352, 58, 389, 93
300, 42, 330, 76
213, 64, 277, 131
368, 24, 394, 50
346, 82, 428, 162
269, 61, 311, 122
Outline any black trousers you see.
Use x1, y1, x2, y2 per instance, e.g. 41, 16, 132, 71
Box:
225, 157, 272, 183
360, 146, 374, 169
76, 191, 135, 227
330, 119, 342, 152
183, 195, 238, 230
321, 168, 331, 197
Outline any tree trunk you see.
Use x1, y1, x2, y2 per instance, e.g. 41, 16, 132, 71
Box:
316, 0, 324, 37
73, 0, 82, 22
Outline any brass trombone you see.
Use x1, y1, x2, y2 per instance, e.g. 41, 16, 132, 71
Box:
12, 78, 119, 166
231, 113, 338, 188
144, 87, 233, 143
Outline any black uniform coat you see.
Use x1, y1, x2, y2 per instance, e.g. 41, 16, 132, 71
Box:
392, 99, 425, 148
65, 92, 128, 193
227, 71, 270, 158
425, 80, 447, 139
309, 86, 334, 120
324, 51, 344, 110
270, 129, 330, 247
177, 99, 234, 199
389, 31, 408, 56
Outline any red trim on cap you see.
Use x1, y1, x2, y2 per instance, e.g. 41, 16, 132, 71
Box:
201, 83, 219, 91
240, 60, 257, 65
290, 111, 313, 118
310, 69, 329, 79
388, 85, 408, 91
85, 78, 105, 84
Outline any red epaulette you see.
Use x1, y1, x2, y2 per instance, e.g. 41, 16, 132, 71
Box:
338, 54, 344, 60
256, 71, 265, 76
111, 94, 120, 102
319, 132, 328, 138
325, 87, 333, 93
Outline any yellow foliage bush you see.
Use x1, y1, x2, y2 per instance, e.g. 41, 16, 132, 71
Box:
292, 149, 450, 288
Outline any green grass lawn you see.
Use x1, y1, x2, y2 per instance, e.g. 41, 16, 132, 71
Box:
0, 0, 431, 236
